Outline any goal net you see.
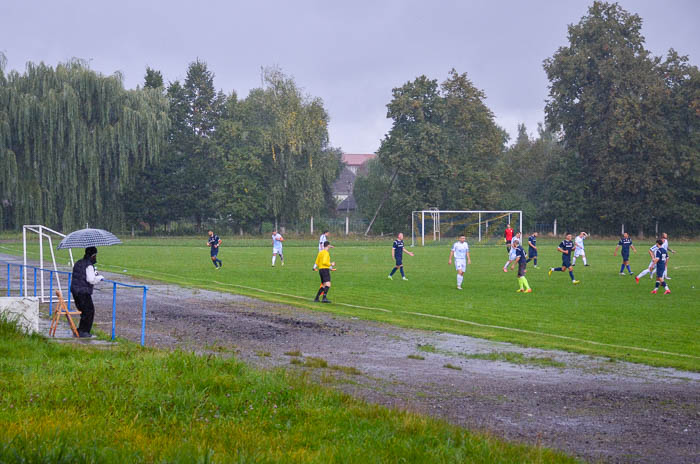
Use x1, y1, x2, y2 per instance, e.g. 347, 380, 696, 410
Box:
411, 210, 523, 246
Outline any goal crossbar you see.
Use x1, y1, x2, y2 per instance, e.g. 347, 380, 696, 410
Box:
411, 210, 523, 246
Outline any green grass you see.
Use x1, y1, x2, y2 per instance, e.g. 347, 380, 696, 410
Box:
0, 319, 575, 463
2, 237, 699, 370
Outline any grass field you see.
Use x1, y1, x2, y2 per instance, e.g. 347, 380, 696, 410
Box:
0, 317, 576, 463
2, 236, 699, 371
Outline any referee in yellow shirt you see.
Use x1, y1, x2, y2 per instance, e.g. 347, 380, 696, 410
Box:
313, 241, 335, 303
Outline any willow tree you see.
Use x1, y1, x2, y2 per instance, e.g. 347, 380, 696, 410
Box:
0, 57, 169, 231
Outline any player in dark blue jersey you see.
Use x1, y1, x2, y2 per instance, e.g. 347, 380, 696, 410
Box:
526, 232, 538, 268
388, 233, 414, 281
548, 233, 580, 284
513, 239, 532, 293
613, 232, 636, 275
207, 230, 222, 269
650, 239, 670, 294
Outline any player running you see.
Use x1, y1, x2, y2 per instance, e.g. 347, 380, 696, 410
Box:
614, 232, 636, 275
513, 239, 532, 293
635, 241, 661, 283
549, 233, 580, 284
660, 232, 676, 279
388, 233, 414, 281
503, 241, 517, 272
271, 230, 284, 266
313, 241, 335, 303
207, 230, 222, 269
448, 235, 471, 290
572, 231, 588, 266
650, 239, 670, 294
526, 232, 538, 268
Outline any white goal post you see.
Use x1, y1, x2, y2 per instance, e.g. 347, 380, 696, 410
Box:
22, 225, 75, 302
411, 210, 523, 246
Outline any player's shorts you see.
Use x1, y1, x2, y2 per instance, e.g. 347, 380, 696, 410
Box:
395, 256, 403, 266
508, 250, 517, 260
562, 255, 571, 268
273, 246, 283, 255
210, 247, 219, 257
319, 268, 331, 284
528, 248, 537, 258
517, 261, 527, 277
505, 240, 512, 245
621, 251, 630, 261
454, 259, 466, 272
655, 264, 665, 278
574, 248, 585, 257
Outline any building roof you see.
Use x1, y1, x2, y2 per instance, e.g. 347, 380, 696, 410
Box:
342, 153, 376, 166
332, 167, 356, 195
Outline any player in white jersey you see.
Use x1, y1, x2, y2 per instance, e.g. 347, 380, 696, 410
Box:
635, 242, 660, 283
503, 241, 518, 272
660, 232, 675, 279
448, 235, 471, 290
271, 230, 284, 266
572, 231, 588, 266
313, 230, 333, 270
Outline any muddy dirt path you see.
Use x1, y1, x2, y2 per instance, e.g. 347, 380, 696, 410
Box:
3, 254, 698, 463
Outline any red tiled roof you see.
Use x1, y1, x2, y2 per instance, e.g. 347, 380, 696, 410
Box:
342, 153, 376, 166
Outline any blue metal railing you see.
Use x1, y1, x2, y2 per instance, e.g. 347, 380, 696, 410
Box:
2, 260, 149, 346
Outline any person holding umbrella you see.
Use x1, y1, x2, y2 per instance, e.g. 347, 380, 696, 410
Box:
70, 246, 104, 338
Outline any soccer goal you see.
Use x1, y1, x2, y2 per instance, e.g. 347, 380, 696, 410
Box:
22, 225, 75, 302
411, 210, 522, 246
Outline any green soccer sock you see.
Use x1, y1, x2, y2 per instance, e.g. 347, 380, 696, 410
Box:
522, 276, 531, 290
518, 277, 524, 290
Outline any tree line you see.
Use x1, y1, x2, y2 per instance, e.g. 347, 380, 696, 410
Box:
1, 1, 698, 236
356, 2, 699, 236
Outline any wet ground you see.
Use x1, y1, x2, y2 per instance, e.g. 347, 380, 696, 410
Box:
3, 253, 698, 463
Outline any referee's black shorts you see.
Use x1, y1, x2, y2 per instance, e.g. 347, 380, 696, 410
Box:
319, 268, 331, 284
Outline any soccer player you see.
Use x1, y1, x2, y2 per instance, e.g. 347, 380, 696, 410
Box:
388, 232, 414, 280
271, 230, 284, 266
650, 239, 671, 294
207, 230, 222, 269
549, 233, 580, 284
503, 241, 517, 272
313, 230, 333, 270
526, 232, 538, 268
635, 241, 661, 283
448, 235, 471, 290
513, 239, 532, 293
504, 224, 514, 251
313, 241, 335, 303
660, 232, 676, 279
613, 232, 636, 275
572, 231, 588, 266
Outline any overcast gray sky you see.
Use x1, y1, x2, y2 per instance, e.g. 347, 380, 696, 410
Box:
2, 1, 698, 153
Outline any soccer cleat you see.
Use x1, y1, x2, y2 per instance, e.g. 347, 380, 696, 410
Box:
503, 268, 508, 273
572, 280, 580, 285
281, 262, 284, 266
635, 277, 640, 284
664, 289, 671, 295
584, 264, 589, 267
620, 272, 625, 276
216, 266, 220, 270
457, 286, 462, 290
313, 298, 320, 302
402, 277, 408, 281
665, 276, 671, 280
533, 265, 538, 269
651, 289, 657, 294
548, 269, 553, 277
321, 298, 331, 303
629, 272, 634, 276
516, 289, 523, 292
387, 275, 393, 280
525, 288, 532, 293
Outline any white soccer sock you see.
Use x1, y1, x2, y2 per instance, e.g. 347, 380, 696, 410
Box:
572, 257, 577, 265
457, 274, 463, 286
503, 261, 509, 269
583, 257, 587, 265
272, 255, 276, 265
637, 268, 650, 278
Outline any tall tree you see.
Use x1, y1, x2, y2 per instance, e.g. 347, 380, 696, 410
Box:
0, 57, 169, 231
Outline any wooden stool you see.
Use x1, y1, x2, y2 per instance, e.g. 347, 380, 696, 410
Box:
49, 290, 81, 338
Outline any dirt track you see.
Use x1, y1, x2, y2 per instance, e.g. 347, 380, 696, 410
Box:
3, 253, 698, 464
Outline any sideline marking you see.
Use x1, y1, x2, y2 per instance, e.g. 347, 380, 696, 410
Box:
2, 251, 695, 361
404, 311, 700, 360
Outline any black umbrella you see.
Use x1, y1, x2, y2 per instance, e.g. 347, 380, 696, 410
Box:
57, 228, 122, 249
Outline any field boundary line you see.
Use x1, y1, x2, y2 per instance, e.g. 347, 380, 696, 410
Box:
404, 311, 700, 360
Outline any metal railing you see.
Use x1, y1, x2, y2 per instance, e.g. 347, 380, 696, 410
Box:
2, 260, 149, 346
